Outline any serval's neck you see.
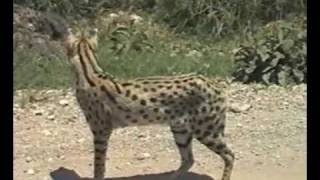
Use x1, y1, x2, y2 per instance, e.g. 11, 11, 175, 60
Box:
71, 39, 119, 92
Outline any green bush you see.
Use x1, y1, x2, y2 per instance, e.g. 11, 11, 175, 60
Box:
232, 16, 306, 85
14, 0, 306, 37
13, 34, 235, 90
14, 49, 71, 90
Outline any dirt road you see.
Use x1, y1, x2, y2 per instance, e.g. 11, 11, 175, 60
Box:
14, 83, 306, 180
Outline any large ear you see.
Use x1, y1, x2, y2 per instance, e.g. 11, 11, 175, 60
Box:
65, 28, 76, 45
87, 28, 98, 49
64, 28, 77, 57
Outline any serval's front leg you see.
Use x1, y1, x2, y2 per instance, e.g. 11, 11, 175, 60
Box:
169, 126, 194, 180
92, 128, 112, 180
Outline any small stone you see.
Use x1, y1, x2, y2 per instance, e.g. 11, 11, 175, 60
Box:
229, 103, 252, 113
57, 155, 65, 160
136, 153, 151, 160
42, 130, 51, 136
26, 156, 32, 163
186, 50, 202, 57
277, 162, 284, 166
77, 138, 85, 143
256, 161, 263, 165
48, 158, 53, 162
34, 109, 44, 116
47, 115, 55, 120
236, 123, 243, 127
218, 52, 225, 56
26, 169, 35, 175
137, 134, 146, 138
59, 99, 69, 106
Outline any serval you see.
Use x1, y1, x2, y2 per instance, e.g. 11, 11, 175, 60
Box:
63, 27, 234, 180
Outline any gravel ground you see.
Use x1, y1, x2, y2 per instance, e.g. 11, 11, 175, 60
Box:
14, 83, 306, 180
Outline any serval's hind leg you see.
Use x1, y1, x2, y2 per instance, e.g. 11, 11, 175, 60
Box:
197, 131, 234, 180
169, 126, 194, 180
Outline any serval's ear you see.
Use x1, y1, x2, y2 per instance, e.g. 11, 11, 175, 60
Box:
65, 28, 76, 45
87, 28, 98, 50
64, 28, 79, 57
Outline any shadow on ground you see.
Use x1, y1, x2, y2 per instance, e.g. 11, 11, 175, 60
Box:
50, 167, 214, 180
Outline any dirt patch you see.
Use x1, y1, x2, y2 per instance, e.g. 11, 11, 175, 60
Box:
14, 83, 306, 180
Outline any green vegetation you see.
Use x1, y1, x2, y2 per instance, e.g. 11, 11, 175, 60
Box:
13, 0, 306, 90
14, 51, 71, 90
232, 16, 306, 85
14, 0, 306, 37
14, 32, 236, 90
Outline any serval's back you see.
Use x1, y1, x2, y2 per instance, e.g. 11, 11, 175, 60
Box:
63, 27, 234, 180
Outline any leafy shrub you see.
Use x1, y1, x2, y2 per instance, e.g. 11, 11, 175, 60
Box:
14, 0, 306, 37
232, 16, 306, 85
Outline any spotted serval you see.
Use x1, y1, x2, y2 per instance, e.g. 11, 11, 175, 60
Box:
64, 27, 234, 180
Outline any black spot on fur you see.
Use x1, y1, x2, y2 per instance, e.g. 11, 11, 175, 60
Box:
205, 141, 215, 147
121, 83, 133, 86
202, 88, 207, 93
143, 114, 149, 119
164, 109, 171, 114
214, 89, 221, 95
213, 133, 218, 138
150, 98, 157, 102
140, 99, 147, 106
131, 94, 138, 101
160, 100, 167, 105
216, 143, 226, 150
203, 131, 211, 138
125, 90, 131, 97
218, 124, 225, 132
139, 110, 145, 114
207, 125, 214, 130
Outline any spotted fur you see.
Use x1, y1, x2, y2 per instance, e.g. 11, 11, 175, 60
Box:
64, 28, 234, 180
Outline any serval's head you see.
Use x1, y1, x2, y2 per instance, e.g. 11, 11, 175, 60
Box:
63, 27, 104, 74
64, 28, 99, 60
